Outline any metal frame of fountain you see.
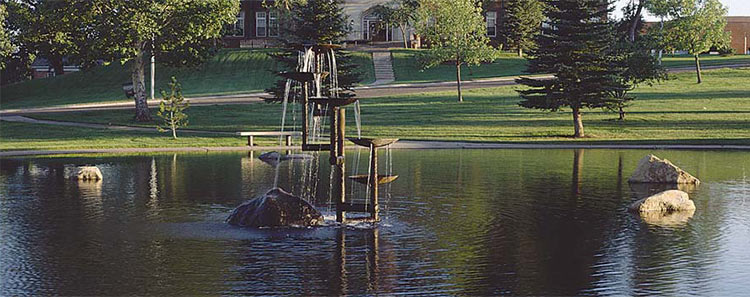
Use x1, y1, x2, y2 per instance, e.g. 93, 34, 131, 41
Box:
279, 43, 399, 223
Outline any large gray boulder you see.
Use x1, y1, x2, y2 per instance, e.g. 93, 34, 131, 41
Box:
629, 190, 696, 213
73, 166, 103, 181
226, 188, 323, 228
628, 155, 700, 185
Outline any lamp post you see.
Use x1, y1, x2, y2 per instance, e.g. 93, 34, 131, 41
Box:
150, 35, 155, 100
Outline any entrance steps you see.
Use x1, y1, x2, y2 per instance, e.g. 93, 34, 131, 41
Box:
372, 51, 395, 85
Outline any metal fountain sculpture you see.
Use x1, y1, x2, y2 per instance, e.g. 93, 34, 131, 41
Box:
228, 43, 397, 227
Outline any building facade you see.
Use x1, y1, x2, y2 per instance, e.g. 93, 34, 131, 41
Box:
223, 0, 504, 48
726, 17, 750, 55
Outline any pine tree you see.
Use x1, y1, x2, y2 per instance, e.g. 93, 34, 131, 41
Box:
516, 0, 626, 138
501, 0, 545, 57
266, 0, 361, 101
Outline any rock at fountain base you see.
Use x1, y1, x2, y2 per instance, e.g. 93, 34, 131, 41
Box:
226, 188, 323, 228
73, 166, 103, 181
628, 155, 700, 185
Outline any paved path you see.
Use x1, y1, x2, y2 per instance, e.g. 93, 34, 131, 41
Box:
371, 51, 395, 85
3, 63, 746, 116
3, 141, 749, 157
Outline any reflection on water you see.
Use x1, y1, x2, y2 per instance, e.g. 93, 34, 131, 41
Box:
1, 149, 749, 295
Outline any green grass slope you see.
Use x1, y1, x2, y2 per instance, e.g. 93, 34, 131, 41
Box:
0, 49, 375, 110
390, 49, 528, 83
5, 67, 748, 151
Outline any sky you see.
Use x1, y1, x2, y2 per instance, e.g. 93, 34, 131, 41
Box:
612, 0, 750, 21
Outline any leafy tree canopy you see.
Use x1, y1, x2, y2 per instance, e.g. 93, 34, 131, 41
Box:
415, 0, 498, 102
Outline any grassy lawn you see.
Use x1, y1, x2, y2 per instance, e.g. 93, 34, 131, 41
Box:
3, 67, 748, 151
390, 49, 528, 84
661, 54, 750, 68
390, 50, 750, 84
0, 122, 246, 151
0, 49, 375, 110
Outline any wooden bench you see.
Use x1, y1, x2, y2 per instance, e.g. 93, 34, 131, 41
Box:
237, 131, 303, 147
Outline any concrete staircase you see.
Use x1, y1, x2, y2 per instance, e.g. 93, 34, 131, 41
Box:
372, 51, 395, 85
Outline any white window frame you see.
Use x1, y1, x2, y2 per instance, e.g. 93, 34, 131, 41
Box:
269, 11, 279, 37
486, 11, 497, 37
256, 12, 267, 37
229, 11, 245, 37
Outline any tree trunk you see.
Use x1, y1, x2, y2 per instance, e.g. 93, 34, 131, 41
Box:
694, 55, 702, 84
456, 61, 463, 102
50, 55, 65, 76
572, 105, 584, 138
629, 0, 644, 42
400, 25, 408, 48
518, 47, 523, 58
619, 106, 625, 121
132, 45, 152, 122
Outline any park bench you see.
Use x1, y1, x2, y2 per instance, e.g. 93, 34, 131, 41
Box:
237, 131, 302, 147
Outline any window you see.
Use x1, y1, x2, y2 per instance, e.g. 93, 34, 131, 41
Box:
256, 12, 267, 37
269, 11, 279, 37
229, 11, 245, 37
486, 11, 497, 37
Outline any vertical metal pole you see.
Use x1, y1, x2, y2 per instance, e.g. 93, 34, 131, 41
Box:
369, 144, 379, 221
335, 108, 346, 223
150, 35, 155, 100
302, 83, 309, 146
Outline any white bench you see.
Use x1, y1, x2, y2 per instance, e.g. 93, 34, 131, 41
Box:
237, 131, 303, 147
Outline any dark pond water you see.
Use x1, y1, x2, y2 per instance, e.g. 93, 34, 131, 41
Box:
1, 149, 749, 296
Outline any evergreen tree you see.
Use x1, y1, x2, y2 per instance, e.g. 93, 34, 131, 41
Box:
157, 77, 190, 139
501, 0, 545, 57
608, 11, 666, 120
266, 0, 361, 101
516, 0, 626, 138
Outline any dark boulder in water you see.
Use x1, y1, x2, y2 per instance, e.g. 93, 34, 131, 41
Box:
226, 188, 324, 228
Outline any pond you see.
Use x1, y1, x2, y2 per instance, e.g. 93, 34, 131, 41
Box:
1, 149, 749, 296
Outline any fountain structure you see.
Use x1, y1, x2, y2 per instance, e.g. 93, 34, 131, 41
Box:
228, 43, 398, 226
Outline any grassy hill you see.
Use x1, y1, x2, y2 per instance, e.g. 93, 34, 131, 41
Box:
0, 49, 375, 110
390, 49, 750, 84
4, 67, 749, 151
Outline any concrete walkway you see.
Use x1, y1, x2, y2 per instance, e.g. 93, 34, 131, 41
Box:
3, 63, 745, 116
371, 51, 395, 85
3, 141, 749, 157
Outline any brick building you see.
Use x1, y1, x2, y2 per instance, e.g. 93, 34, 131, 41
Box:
725, 16, 750, 55
223, 0, 504, 48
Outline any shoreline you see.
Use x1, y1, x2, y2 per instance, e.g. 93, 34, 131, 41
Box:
3, 140, 750, 157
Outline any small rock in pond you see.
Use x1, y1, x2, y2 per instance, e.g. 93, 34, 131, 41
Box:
628, 154, 700, 185
258, 151, 312, 166
629, 190, 696, 213
73, 166, 103, 181
226, 188, 323, 228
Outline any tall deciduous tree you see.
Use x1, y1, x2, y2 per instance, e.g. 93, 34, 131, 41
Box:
372, 0, 419, 49
662, 0, 729, 83
266, 0, 362, 101
516, 0, 626, 138
501, 0, 545, 57
3, 0, 87, 76
80, 0, 238, 121
0, 4, 13, 69
415, 0, 498, 102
